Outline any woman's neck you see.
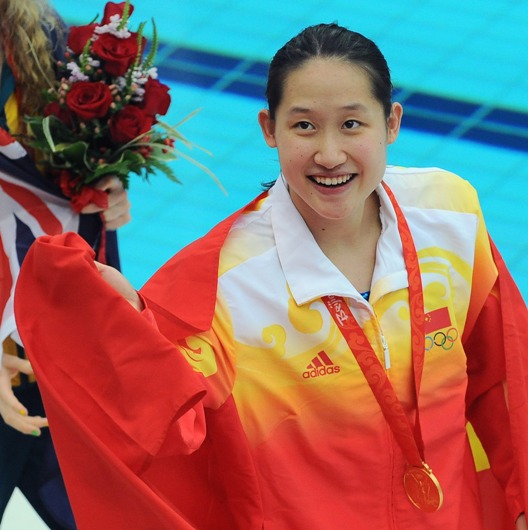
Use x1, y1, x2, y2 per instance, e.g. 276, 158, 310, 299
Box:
307, 191, 380, 246
309, 192, 382, 293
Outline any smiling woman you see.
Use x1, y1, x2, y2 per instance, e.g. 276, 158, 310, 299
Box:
12, 22, 528, 530
258, 58, 402, 292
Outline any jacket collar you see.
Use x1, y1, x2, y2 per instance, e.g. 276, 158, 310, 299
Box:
271, 175, 407, 306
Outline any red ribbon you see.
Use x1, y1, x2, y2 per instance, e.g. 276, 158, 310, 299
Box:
69, 185, 109, 214
58, 171, 109, 263
322, 181, 426, 468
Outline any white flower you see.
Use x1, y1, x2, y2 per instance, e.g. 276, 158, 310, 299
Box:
115, 76, 127, 90
132, 68, 148, 85
131, 89, 145, 102
94, 14, 132, 39
66, 61, 89, 82
87, 57, 101, 68
147, 67, 158, 80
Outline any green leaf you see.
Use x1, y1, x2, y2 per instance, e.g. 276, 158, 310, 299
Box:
143, 18, 158, 69
156, 115, 213, 157
117, 0, 132, 30
42, 116, 57, 152
85, 149, 147, 186
145, 157, 181, 184
53, 141, 90, 165
26, 115, 75, 146
121, 148, 147, 167
90, 163, 128, 180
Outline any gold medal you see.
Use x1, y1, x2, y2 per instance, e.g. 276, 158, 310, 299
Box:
403, 464, 443, 512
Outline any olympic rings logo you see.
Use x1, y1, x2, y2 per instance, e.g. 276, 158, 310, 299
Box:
425, 327, 459, 351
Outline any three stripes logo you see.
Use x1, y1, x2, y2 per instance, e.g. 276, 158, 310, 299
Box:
302, 351, 341, 379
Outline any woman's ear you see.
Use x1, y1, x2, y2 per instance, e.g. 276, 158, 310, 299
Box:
258, 109, 277, 148
387, 102, 403, 145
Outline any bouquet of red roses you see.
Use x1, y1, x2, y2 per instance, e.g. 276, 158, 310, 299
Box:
24, 0, 216, 211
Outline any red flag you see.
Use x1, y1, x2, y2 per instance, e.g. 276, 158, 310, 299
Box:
14, 232, 264, 529
424, 306, 451, 334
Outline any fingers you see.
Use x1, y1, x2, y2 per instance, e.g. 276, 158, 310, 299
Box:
80, 175, 132, 229
1, 409, 49, 436
102, 188, 131, 229
0, 368, 48, 435
93, 174, 123, 193
2, 354, 33, 376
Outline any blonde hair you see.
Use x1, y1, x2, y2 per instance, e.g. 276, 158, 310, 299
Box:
0, 0, 63, 120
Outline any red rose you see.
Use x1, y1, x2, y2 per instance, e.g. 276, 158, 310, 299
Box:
58, 170, 80, 198
67, 24, 97, 55
102, 2, 134, 24
44, 101, 73, 126
109, 105, 153, 144
140, 78, 171, 117
65, 81, 113, 121
92, 33, 146, 77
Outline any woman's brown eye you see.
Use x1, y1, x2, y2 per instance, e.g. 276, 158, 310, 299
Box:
343, 120, 359, 129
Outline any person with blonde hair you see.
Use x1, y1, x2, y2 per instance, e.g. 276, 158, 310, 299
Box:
0, 1, 131, 527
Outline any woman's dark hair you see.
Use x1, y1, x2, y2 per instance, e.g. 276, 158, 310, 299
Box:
265, 23, 393, 120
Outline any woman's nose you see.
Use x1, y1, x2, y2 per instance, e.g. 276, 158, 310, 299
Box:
313, 134, 347, 168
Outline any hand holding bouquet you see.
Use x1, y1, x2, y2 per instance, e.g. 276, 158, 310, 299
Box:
25, 0, 217, 212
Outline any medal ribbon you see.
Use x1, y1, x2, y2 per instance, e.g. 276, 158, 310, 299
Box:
322, 181, 426, 468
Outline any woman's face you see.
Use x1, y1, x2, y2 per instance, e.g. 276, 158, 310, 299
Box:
259, 57, 402, 227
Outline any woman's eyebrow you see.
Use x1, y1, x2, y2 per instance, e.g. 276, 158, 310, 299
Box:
287, 103, 369, 114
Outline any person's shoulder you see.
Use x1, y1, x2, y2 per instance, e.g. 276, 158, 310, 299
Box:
383, 166, 479, 213
384, 165, 472, 189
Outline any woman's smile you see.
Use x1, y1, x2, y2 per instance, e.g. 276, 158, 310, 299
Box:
310, 173, 357, 187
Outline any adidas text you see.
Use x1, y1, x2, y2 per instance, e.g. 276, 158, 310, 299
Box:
302, 366, 341, 379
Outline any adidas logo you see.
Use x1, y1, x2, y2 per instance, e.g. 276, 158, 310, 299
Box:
302, 351, 341, 379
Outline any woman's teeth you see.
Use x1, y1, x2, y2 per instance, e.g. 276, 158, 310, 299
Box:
313, 174, 354, 186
